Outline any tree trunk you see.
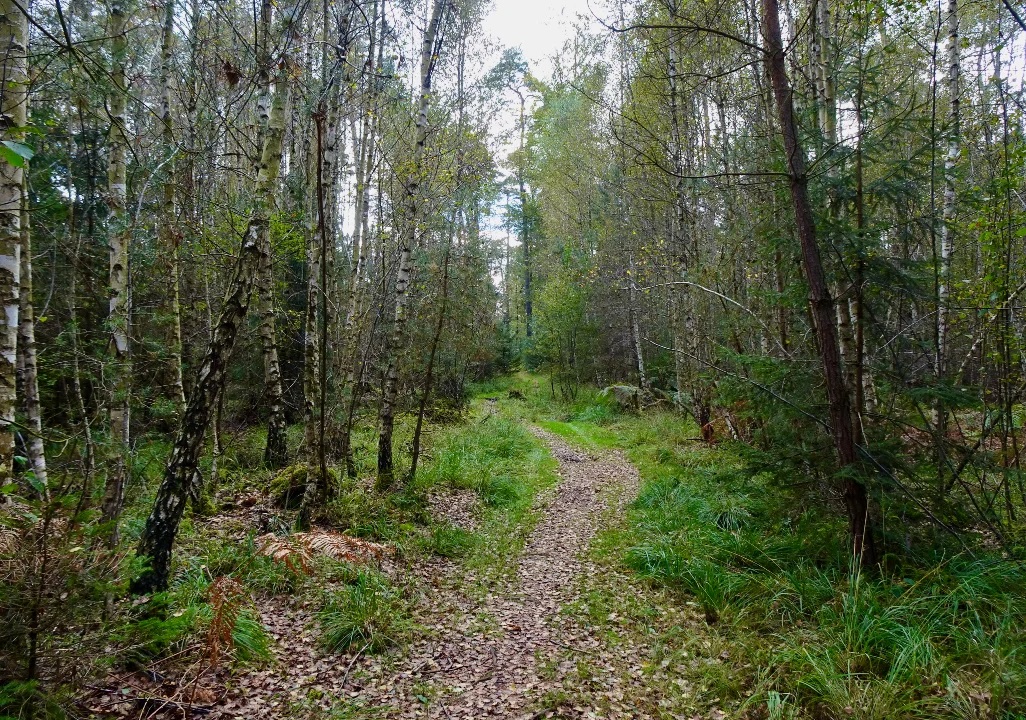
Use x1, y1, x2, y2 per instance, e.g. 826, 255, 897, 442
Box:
131, 85, 285, 594
159, 0, 186, 413
376, 0, 447, 490
130, 232, 264, 594
934, 0, 959, 488
628, 253, 649, 392
339, 0, 382, 477
254, 0, 288, 469
257, 222, 288, 468
518, 93, 532, 339
762, 0, 876, 564
100, 0, 131, 545
0, 0, 27, 483
18, 176, 45, 492
300, 118, 325, 519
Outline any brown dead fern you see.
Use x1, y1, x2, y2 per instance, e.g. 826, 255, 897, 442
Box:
255, 531, 392, 573
206, 576, 247, 666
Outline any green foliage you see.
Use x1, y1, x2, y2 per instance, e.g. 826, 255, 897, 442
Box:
527, 265, 597, 397
424, 524, 477, 558
0, 681, 65, 720
113, 595, 201, 665
415, 417, 537, 496
182, 536, 306, 596
522, 384, 1026, 719
317, 570, 413, 653
115, 573, 272, 667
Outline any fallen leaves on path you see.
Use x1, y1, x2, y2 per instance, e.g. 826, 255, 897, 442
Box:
146, 425, 719, 720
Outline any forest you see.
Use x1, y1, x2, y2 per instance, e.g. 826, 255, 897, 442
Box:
1, 0, 1026, 715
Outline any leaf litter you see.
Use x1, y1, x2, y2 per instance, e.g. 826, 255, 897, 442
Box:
122, 426, 713, 719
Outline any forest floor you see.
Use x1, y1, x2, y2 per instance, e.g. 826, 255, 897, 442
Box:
76, 377, 1023, 720
204, 422, 707, 719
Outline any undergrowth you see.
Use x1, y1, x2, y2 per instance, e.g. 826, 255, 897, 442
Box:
2, 381, 559, 718
318, 569, 414, 653
501, 374, 1026, 720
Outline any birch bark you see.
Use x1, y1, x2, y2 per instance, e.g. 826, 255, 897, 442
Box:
18, 176, 45, 492
100, 0, 132, 544
376, 0, 447, 489
0, 0, 26, 482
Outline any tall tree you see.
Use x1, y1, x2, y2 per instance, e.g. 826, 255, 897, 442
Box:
254, 0, 288, 469
100, 0, 132, 544
762, 0, 875, 563
0, 0, 27, 482
132, 4, 292, 591
376, 0, 448, 489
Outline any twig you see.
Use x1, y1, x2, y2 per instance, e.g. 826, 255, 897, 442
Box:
341, 640, 373, 689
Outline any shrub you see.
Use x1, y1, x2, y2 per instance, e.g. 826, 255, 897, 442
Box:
318, 570, 413, 653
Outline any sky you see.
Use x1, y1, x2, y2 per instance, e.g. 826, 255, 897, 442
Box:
480, 0, 597, 81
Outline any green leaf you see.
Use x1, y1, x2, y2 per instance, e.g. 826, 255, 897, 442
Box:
25, 471, 45, 494
0, 140, 34, 168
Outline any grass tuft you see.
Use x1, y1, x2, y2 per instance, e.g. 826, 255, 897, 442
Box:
318, 570, 413, 653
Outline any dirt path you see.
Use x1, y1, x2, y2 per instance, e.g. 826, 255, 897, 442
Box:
341, 428, 642, 719
214, 427, 645, 719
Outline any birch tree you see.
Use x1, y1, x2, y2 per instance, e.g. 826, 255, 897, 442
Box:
132, 57, 289, 593
376, 0, 448, 489
100, 0, 132, 543
0, 0, 26, 482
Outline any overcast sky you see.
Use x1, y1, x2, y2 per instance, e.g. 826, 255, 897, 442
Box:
480, 0, 598, 81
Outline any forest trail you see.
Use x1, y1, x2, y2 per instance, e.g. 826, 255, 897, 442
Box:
216, 426, 646, 719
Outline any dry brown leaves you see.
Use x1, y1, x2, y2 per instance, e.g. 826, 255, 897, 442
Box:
255, 531, 393, 573
206, 576, 248, 667
189, 425, 703, 719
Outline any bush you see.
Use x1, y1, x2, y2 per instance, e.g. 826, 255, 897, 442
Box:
317, 570, 413, 653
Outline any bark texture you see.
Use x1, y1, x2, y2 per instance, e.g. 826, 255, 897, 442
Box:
0, 0, 26, 481
18, 176, 45, 491
100, 0, 132, 544
763, 0, 875, 564
254, 0, 288, 468
131, 233, 263, 593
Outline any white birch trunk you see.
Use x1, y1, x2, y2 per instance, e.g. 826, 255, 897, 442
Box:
377, 0, 446, 489
100, 0, 132, 543
18, 176, 45, 492
0, 0, 26, 482
253, 0, 288, 468
160, 0, 186, 412
937, 0, 959, 380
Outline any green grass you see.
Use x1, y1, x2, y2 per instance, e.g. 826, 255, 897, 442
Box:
502, 374, 1026, 720
318, 569, 414, 653
411, 401, 560, 586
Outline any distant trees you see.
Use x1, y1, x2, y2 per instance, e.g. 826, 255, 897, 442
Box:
515, 0, 1026, 559
0, 0, 507, 599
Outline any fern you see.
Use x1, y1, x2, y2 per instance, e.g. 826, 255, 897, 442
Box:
205, 576, 247, 666
255, 531, 392, 573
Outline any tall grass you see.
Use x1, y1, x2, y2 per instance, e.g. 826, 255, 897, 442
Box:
318, 570, 413, 653
506, 377, 1026, 720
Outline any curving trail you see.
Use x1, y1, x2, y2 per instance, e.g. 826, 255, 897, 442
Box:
348, 427, 642, 719
215, 427, 654, 719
